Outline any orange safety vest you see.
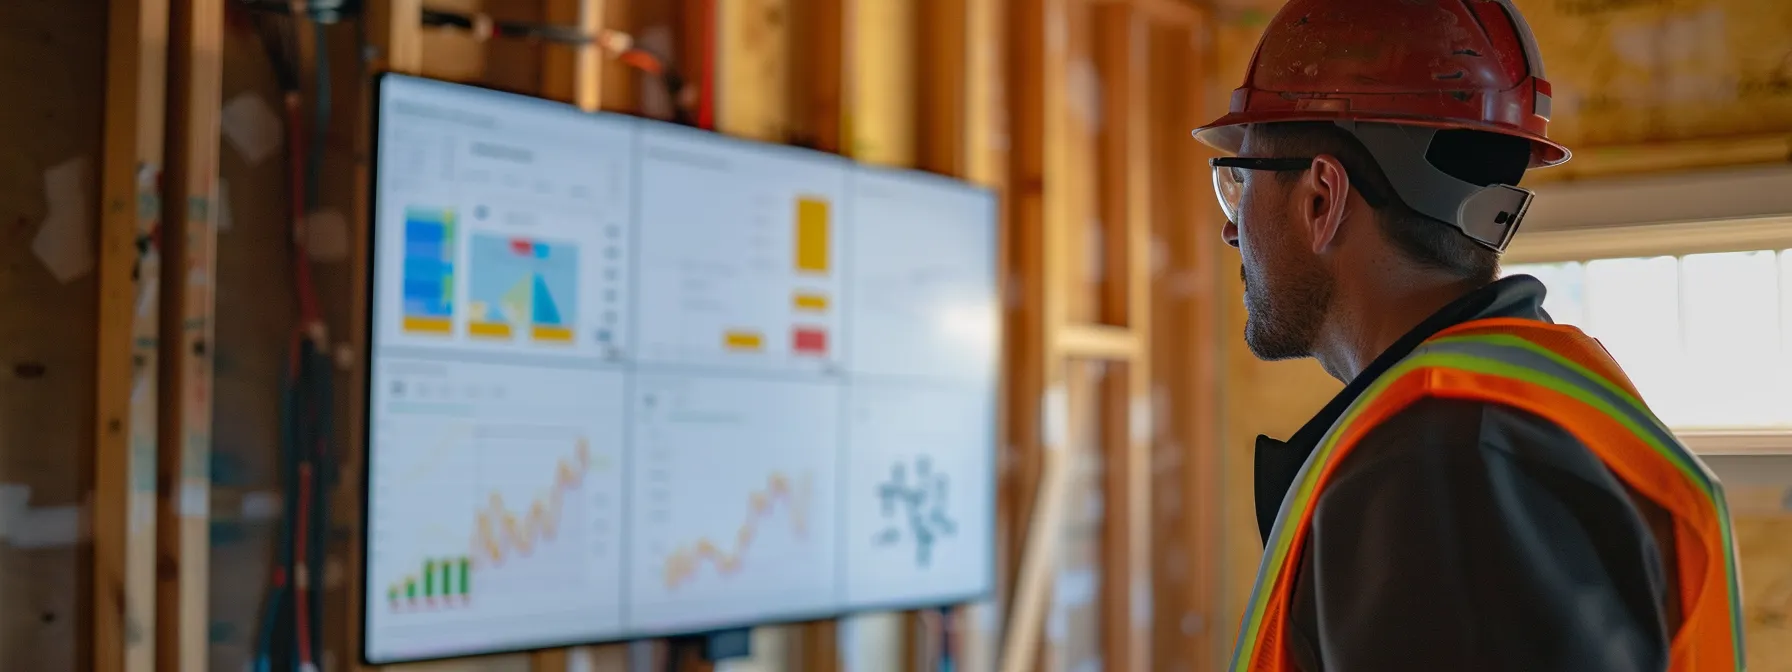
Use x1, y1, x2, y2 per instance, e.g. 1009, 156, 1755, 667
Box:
1230, 317, 1745, 672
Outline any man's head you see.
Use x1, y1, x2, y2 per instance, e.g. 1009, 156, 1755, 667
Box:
1224, 121, 1532, 361
1188, 0, 1568, 363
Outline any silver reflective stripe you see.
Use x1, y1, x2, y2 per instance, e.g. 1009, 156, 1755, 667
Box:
1409, 335, 1712, 483
1410, 332, 1745, 666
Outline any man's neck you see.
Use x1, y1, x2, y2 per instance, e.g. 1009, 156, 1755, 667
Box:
1312, 271, 1487, 384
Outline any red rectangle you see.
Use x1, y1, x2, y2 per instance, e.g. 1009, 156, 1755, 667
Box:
792, 327, 828, 355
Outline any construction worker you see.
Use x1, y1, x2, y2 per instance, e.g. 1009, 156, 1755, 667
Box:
1191, 1, 1744, 670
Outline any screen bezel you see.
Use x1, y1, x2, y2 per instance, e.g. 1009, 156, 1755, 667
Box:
359, 71, 1004, 666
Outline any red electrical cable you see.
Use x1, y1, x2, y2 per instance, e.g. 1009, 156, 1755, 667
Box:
619, 48, 664, 77
283, 92, 324, 332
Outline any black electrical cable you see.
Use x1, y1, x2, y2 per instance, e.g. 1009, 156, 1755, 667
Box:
235, 0, 358, 23
420, 8, 588, 44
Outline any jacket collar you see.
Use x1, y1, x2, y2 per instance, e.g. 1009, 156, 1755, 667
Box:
1253, 274, 1555, 542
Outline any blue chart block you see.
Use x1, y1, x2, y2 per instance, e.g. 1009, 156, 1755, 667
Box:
401, 212, 456, 321
531, 274, 564, 326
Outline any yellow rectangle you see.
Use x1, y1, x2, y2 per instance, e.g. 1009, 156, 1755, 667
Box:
724, 330, 765, 351
794, 196, 831, 273
404, 316, 453, 334
532, 326, 575, 342
793, 292, 830, 312
468, 321, 514, 339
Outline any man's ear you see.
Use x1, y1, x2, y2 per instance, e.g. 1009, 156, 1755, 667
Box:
1299, 154, 1352, 254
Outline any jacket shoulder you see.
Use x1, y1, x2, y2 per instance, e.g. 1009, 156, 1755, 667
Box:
1328, 395, 1640, 508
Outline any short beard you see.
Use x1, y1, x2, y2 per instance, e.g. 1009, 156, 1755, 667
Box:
1242, 258, 1334, 362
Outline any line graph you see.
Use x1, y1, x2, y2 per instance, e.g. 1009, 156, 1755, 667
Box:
473, 437, 591, 565
661, 472, 811, 590
381, 433, 605, 616
625, 375, 841, 631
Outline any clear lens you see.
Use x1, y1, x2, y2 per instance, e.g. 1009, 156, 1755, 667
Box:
1212, 163, 1243, 223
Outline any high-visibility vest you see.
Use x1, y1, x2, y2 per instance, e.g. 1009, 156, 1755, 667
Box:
1231, 317, 1745, 672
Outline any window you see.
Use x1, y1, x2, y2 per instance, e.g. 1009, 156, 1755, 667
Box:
1497, 166, 1792, 455
1503, 251, 1792, 433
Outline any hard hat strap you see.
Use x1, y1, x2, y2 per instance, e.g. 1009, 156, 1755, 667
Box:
1334, 121, 1533, 253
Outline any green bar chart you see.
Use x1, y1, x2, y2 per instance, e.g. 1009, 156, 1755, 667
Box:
388, 555, 474, 611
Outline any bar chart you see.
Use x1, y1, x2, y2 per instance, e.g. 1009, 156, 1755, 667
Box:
387, 556, 473, 611
401, 206, 458, 336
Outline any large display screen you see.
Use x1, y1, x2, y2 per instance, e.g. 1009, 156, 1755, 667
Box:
362, 73, 1000, 665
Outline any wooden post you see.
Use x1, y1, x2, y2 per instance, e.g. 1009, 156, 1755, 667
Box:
1093, 6, 1152, 671
1147, 13, 1224, 671
95, 0, 170, 669
997, 2, 1159, 671
543, 0, 608, 112
917, 0, 968, 177
157, 0, 224, 670
996, 0, 1073, 669
955, 0, 1008, 669
787, 0, 848, 154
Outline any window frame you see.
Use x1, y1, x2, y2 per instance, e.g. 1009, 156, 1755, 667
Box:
1502, 165, 1792, 456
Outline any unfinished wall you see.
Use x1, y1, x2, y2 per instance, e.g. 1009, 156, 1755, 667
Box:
0, 0, 110, 669
1205, 0, 1792, 669
198, 1, 947, 670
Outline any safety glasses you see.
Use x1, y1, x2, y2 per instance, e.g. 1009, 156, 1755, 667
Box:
1209, 157, 1315, 223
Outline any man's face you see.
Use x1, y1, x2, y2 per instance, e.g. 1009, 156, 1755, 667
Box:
1230, 130, 1335, 362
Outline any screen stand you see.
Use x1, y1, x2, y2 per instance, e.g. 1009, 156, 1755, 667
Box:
669, 627, 754, 662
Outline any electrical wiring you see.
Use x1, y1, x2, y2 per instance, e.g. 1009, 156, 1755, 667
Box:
250, 7, 337, 671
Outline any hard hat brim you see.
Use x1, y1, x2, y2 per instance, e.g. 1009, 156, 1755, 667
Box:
1192, 110, 1571, 169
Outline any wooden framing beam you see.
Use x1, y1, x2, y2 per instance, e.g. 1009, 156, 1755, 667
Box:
95, 0, 170, 669
917, 0, 969, 176
1526, 133, 1792, 185
788, 0, 849, 154
543, 0, 609, 111
1087, 0, 1199, 27
1093, 6, 1153, 671
156, 0, 224, 669
381, 0, 424, 73
955, 1, 1008, 669
1148, 15, 1224, 670
1056, 324, 1142, 361
997, 0, 1073, 669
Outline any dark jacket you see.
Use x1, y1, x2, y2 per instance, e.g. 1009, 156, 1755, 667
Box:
1254, 275, 1677, 672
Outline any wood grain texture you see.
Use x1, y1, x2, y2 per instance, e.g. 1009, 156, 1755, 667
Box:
0, 0, 110, 669
157, 0, 224, 669
96, 0, 171, 668
849, 0, 916, 166
1093, 6, 1153, 672
715, 0, 791, 142
1148, 14, 1227, 671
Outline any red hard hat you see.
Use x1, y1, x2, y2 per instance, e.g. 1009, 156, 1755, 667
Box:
1192, 0, 1569, 168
